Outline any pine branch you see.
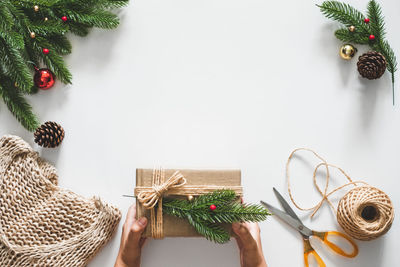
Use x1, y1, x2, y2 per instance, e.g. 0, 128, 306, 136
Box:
364, 1, 397, 74
29, 20, 68, 36
366, 0, 397, 104
0, 2, 14, 31
62, 10, 120, 29
97, 0, 129, 9
377, 40, 397, 74
334, 28, 369, 44
0, 0, 127, 130
71, 0, 129, 9
0, 79, 39, 131
43, 51, 72, 84
192, 189, 236, 207
0, 37, 34, 92
67, 22, 90, 36
46, 34, 72, 55
34, 36, 72, 84
163, 200, 231, 243
163, 190, 270, 243
13, 0, 61, 7
24, 38, 41, 69
367, 0, 385, 41
187, 215, 230, 244
317, 1, 367, 31
207, 202, 270, 224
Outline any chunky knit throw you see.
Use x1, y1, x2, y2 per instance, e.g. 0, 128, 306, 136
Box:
0, 135, 121, 266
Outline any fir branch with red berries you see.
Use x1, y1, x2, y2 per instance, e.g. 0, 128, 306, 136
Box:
0, 0, 128, 131
318, 0, 397, 104
163, 190, 270, 244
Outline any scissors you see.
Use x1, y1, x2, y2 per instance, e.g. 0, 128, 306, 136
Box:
260, 188, 358, 267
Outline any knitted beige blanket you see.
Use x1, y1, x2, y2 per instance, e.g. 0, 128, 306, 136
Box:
0, 135, 121, 266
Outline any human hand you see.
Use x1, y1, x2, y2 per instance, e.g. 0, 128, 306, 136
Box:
232, 222, 267, 267
114, 205, 148, 267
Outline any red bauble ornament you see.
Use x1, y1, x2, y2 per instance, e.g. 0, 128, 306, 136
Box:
61, 16, 68, 22
369, 34, 376, 41
209, 204, 216, 211
34, 68, 56, 90
42, 48, 49, 54
364, 18, 370, 23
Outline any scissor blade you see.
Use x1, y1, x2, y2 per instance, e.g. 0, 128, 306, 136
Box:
260, 201, 313, 237
273, 187, 302, 224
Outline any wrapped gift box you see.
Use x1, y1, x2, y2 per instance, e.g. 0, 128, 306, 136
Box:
135, 169, 242, 237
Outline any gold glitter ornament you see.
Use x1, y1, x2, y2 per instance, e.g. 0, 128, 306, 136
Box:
339, 44, 357, 60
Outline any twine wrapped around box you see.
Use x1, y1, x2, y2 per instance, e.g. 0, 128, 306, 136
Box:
134, 168, 243, 238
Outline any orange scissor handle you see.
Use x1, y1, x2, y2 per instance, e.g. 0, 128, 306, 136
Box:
303, 238, 326, 267
313, 231, 359, 258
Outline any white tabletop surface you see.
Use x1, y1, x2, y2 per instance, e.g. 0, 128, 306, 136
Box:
1, 0, 399, 266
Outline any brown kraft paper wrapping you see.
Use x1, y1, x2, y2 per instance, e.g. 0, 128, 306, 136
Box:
135, 169, 241, 237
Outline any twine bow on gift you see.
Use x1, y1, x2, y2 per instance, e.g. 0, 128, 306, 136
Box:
137, 171, 187, 209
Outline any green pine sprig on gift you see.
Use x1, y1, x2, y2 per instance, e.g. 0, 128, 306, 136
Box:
163, 190, 270, 244
0, 0, 128, 131
317, 0, 397, 104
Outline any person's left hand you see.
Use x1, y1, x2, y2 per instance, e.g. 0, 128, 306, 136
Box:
114, 205, 148, 267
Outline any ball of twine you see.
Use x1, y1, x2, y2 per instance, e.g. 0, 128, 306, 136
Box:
287, 148, 395, 241
337, 186, 394, 241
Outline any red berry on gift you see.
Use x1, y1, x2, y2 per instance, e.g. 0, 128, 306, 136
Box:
61, 16, 68, 22
209, 204, 216, 211
364, 18, 370, 23
369, 34, 376, 41
42, 48, 49, 54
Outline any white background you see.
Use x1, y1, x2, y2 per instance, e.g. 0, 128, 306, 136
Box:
1, 0, 399, 266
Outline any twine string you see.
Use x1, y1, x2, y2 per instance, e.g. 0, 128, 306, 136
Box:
151, 168, 163, 239
286, 148, 367, 218
286, 148, 394, 241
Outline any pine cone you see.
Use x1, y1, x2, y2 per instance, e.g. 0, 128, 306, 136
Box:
34, 121, 65, 148
357, 51, 387, 80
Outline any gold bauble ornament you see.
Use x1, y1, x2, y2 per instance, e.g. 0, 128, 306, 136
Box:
33, 5, 39, 12
349, 25, 356, 32
187, 195, 194, 201
30, 32, 36, 38
44, 17, 48, 21
339, 44, 357, 60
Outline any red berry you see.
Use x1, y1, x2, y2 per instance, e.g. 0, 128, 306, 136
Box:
209, 204, 216, 211
61, 16, 67, 22
364, 18, 370, 23
42, 48, 49, 54
369, 34, 376, 41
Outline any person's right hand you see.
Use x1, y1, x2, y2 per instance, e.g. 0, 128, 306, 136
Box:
232, 222, 267, 267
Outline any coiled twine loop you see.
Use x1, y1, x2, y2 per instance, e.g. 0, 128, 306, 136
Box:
337, 186, 394, 241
